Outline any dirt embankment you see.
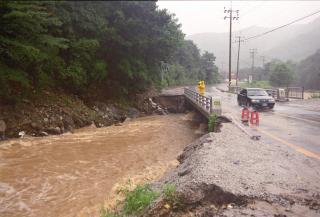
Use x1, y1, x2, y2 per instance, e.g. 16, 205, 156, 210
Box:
143, 123, 320, 217
0, 88, 167, 138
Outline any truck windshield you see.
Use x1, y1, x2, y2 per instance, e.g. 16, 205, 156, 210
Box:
248, 90, 268, 96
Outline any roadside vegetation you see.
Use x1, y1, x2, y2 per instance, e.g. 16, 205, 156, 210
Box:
0, 1, 220, 105
163, 183, 181, 208
100, 183, 180, 217
238, 54, 320, 90
101, 184, 159, 217
239, 60, 295, 87
208, 114, 217, 132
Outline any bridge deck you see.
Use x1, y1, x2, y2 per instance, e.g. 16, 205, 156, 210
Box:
184, 88, 213, 119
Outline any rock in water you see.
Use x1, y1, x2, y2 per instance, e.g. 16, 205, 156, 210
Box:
127, 107, 140, 118
39, 131, 49, 136
46, 127, 61, 135
18, 131, 26, 138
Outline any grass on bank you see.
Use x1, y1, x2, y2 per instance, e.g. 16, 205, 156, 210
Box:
101, 184, 159, 217
122, 184, 159, 215
163, 183, 181, 208
101, 183, 180, 217
208, 114, 217, 132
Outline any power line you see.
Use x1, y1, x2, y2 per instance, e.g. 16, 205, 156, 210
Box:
244, 10, 320, 42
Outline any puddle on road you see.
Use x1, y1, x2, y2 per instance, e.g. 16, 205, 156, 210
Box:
0, 113, 201, 217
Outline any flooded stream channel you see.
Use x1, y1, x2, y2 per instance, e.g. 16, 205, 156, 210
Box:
0, 114, 201, 217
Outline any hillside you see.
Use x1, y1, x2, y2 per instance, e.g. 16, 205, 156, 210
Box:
295, 49, 320, 89
187, 16, 320, 70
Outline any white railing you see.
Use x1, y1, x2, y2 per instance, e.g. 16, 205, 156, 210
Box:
184, 88, 212, 116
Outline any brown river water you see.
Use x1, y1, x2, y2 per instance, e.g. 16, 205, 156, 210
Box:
0, 114, 201, 217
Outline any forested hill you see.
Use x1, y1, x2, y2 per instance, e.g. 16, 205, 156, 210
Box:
0, 1, 220, 104
188, 16, 320, 69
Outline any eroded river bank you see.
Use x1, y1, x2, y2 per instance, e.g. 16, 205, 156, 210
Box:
0, 113, 202, 217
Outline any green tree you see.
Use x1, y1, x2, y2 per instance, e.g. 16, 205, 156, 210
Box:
0, 1, 220, 104
200, 51, 220, 84
0, 1, 67, 100
269, 60, 295, 87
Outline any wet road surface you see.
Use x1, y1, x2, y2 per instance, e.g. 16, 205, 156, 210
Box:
0, 114, 200, 217
207, 84, 320, 159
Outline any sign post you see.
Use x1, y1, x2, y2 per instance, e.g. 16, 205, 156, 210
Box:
211, 97, 222, 116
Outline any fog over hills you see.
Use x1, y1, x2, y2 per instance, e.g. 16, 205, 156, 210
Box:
187, 16, 320, 71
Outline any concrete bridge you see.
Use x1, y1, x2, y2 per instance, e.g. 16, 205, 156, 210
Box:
156, 87, 220, 119
183, 88, 214, 119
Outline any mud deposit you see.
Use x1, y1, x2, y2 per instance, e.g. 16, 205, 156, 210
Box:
0, 114, 201, 217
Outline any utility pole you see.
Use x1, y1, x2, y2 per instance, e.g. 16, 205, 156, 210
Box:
224, 6, 239, 89
249, 48, 257, 76
235, 36, 244, 87
261, 56, 266, 67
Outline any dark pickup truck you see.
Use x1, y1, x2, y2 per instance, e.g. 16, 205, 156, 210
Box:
237, 88, 275, 109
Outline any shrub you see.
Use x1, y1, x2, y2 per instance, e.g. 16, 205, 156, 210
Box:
122, 184, 159, 215
163, 183, 181, 207
208, 114, 217, 132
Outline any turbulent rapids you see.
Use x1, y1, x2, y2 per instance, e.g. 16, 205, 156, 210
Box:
0, 114, 201, 217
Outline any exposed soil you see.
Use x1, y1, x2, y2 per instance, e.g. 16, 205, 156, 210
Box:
0, 88, 169, 138
144, 123, 320, 217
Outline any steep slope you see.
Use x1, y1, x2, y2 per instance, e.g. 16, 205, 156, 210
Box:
295, 49, 320, 89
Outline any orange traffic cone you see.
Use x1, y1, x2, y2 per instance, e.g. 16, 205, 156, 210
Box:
241, 108, 250, 122
250, 111, 259, 125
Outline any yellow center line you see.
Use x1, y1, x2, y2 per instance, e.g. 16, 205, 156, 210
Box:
256, 128, 320, 160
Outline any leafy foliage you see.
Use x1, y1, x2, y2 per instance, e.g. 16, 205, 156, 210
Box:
208, 114, 217, 132
0, 1, 220, 103
161, 40, 220, 86
163, 183, 181, 207
122, 184, 159, 215
268, 60, 295, 87
239, 60, 295, 87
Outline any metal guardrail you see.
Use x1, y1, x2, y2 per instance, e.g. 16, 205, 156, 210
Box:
286, 87, 304, 99
184, 88, 212, 117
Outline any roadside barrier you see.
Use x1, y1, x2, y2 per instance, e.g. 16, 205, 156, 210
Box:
212, 97, 222, 116
250, 111, 259, 125
241, 107, 250, 122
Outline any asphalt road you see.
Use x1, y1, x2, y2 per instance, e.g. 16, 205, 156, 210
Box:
206, 84, 320, 161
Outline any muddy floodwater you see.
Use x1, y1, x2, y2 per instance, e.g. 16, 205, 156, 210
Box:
0, 114, 200, 217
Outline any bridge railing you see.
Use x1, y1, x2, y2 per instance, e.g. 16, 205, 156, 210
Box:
184, 88, 212, 116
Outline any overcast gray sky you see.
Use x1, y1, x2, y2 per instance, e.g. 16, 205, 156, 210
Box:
157, 1, 320, 35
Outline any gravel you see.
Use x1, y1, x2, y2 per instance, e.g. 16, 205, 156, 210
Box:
146, 122, 320, 216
